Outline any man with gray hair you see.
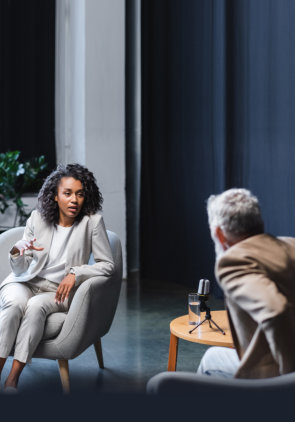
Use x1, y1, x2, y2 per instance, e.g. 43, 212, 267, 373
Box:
197, 188, 295, 379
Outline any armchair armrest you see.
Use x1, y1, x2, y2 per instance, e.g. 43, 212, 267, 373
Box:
34, 271, 122, 360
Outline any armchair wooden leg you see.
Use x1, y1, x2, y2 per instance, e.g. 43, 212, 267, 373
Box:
94, 338, 104, 369
58, 359, 70, 394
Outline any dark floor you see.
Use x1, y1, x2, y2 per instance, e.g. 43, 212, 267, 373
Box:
0, 276, 224, 396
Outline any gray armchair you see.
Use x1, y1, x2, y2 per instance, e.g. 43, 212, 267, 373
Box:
0, 226, 122, 393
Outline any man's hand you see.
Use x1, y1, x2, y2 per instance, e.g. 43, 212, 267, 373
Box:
55, 273, 76, 304
12, 238, 44, 256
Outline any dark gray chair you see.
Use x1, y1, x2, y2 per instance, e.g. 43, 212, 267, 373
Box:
146, 370, 295, 395
146, 371, 295, 418
0, 226, 123, 393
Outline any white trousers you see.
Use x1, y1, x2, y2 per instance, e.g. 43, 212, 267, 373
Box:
0, 278, 69, 363
197, 346, 240, 378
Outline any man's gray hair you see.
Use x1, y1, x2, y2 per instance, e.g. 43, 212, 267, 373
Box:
207, 188, 264, 241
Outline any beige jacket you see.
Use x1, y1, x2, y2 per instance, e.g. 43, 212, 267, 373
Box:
216, 233, 295, 379
1, 210, 114, 288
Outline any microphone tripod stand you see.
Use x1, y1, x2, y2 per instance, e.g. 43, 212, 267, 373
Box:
189, 299, 226, 335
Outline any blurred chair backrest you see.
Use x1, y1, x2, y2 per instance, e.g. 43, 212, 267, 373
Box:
146, 371, 295, 395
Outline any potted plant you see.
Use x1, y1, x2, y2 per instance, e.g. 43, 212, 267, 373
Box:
0, 150, 48, 229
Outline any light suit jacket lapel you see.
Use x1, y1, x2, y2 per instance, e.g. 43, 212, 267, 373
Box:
33, 220, 54, 262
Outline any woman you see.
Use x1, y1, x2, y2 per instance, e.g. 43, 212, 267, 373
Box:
0, 163, 114, 391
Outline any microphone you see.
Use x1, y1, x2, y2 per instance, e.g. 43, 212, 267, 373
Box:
189, 278, 226, 335
197, 279, 210, 301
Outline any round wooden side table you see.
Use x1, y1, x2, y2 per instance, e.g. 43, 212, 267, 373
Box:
168, 310, 234, 371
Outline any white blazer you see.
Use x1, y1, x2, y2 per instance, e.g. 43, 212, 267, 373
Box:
1, 210, 115, 288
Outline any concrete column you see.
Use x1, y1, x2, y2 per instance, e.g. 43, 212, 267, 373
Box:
55, 0, 86, 165
126, 0, 141, 274
55, 0, 126, 276
84, 0, 126, 276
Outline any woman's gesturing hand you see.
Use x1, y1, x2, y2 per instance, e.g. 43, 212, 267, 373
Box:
13, 238, 44, 256
55, 273, 76, 304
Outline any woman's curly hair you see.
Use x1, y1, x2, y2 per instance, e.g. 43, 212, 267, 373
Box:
37, 163, 103, 225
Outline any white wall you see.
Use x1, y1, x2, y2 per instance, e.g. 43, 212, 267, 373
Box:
55, 0, 126, 277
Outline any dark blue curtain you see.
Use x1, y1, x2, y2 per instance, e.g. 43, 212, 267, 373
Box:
0, 0, 56, 170
141, 0, 295, 296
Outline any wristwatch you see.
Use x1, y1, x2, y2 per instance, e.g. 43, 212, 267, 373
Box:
69, 268, 75, 275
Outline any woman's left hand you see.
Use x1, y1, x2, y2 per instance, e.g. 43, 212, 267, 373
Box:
55, 274, 76, 304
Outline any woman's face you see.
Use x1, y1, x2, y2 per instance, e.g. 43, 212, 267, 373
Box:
55, 177, 85, 225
